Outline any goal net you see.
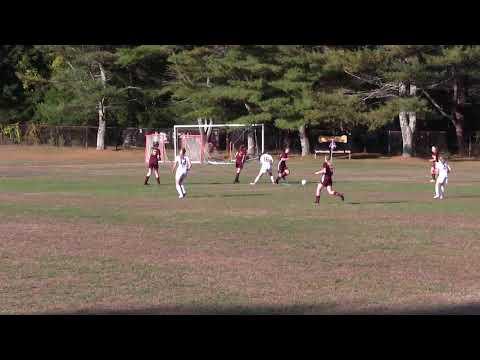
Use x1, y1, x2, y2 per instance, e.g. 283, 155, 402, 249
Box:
173, 124, 264, 164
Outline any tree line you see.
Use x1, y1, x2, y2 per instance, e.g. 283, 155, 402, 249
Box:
1, 45, 480, 156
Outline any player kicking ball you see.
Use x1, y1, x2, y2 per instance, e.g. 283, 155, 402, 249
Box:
275, 147, 290, 184
233, 145, 247, 184
433, 156, 452, 200
250, 152, 275, 185
314, 156, 344, 204
144, 144, 161, 185
171, 148, 192, 199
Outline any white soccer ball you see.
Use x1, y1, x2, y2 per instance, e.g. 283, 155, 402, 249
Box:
301, 179, 307, 186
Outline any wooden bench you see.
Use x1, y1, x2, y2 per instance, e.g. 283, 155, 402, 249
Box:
314, 135, 352, 160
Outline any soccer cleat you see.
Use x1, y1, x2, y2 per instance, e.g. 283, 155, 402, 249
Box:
178, 195, 184, 199
439, 196, 444, 200
433, 195, 439, 199
430, 179, 435, 183
250, 182, 256, 185
340, 194, 345, 201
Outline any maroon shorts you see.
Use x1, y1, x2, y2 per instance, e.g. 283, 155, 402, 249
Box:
236, 162, 243, 169
321, 175, 332, 187
148, 162, 159, 170
279, 164, 287, 173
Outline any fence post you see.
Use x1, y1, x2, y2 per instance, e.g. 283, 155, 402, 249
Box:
388, 130, 391, 155
468, 134, 472, 158
85, 126, 88, 149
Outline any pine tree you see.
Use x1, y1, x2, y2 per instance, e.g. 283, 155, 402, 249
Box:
33, 46, 129, 149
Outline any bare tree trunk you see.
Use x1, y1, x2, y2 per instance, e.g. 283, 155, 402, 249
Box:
298, 124, 310, 156
247, 131, 255, 155
452, 76, 466, 155
399, 111, 412, 157
398, 82, 416, 157
96, 63, 107, 150
96, 98, 106, 150
197, 118, 213, 161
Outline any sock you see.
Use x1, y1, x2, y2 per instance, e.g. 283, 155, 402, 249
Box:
432, 174, 436, 180
144, 176, 149, 185
176, 183, 183, 197
315, 195, 320, 203
275, 177, 279, 184
181, 184, 186, 195
234, 173, 239, 183
156, 176, 160, 184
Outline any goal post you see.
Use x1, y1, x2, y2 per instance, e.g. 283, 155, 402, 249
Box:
173, 124, 265, 164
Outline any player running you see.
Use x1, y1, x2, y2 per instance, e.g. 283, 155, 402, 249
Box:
434, 156, 452, 200
314, 156, 344, 204
250, 152, 275, 185
233, 145, 247, 184
429, 146, 440, 182
171, 148, 192, 199
275, 147, 290, 184
144, 145, 161, 185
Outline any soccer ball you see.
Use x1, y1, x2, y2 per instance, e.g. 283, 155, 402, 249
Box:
301, 179, 307, 186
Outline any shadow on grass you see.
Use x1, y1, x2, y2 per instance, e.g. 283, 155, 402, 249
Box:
450, 194, 480, 199
350, 153, 384, 159
348, 200, 410, 205
221, 193, 268, 198
39, 302, 480, 315
187, 193, 268, 199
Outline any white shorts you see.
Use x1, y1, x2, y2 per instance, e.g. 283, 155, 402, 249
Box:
260, 165, 272, 174
437, 176, 447, 185
176, 171, 188, 182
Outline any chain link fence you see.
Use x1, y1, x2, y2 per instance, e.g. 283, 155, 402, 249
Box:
0, 123, 175, 150
0, 123, 465, 157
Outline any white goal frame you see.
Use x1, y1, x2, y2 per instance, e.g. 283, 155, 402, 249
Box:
173, 123, 265, 164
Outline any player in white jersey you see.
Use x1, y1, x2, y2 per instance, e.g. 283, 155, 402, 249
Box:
250, 153, 275, 185
171, 148, 192, 199
433, 157, 452, 200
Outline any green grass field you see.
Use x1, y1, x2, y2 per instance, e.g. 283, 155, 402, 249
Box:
1, 146, 480, 314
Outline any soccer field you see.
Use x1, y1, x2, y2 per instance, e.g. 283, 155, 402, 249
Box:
1, 146, 480, 314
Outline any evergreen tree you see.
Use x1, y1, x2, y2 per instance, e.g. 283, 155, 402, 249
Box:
34, 45, 128, 150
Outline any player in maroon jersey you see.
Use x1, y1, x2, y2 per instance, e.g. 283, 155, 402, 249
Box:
314, 156, 344, 204
429, 146, 439, 182
233, 145, 247, 183
275, 148, 290, 184
144, 146, 161, 185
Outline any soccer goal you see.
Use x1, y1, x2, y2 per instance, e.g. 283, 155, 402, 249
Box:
173, 124, 265, 164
